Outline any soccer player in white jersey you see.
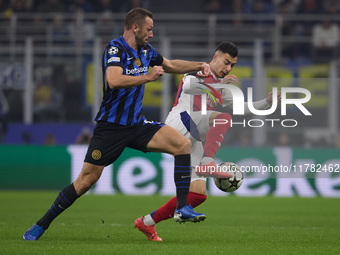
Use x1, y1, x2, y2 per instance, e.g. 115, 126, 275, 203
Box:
135, 41, 281, 241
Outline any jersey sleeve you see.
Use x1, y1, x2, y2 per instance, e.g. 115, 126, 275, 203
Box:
221, 88, 234, 108
182, 74, 226, 96
103, 43, 125, 69
149, 47, 163, 67
181, 74, 209, 95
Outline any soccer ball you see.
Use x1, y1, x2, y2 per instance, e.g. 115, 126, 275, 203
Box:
214, 162, 243, 192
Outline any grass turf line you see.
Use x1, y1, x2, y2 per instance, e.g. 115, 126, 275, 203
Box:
0, 191, 339, 255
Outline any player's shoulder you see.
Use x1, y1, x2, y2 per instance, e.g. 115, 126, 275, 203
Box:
186, 72, 198, 77
144, 43, 156, 51
184, 71, 206, 80
179, 72, 204, 89
186, 71, 214, 78
143, 43, 159, 56
105, 38, 125, 54
184, 72, 212, 82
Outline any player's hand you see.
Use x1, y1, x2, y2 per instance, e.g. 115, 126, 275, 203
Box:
266, 90, 281, 105
196, 63, 211, 78
221, 75, 238, 85
148, 66, 164, 81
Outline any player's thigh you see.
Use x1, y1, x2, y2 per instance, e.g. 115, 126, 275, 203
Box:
84, 121, 128, 166
208, 111, 223, 127
166, 111, 200, 144
146, 125, 190, 155
165, 111, 188, 136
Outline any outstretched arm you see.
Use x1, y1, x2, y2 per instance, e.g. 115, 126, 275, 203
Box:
221, 76, 281, 114
242, 91, 282, 114
265, 90, 282, 105
161, 58, 210, 76
182, 74, 238, 96
182, 75, 211, 95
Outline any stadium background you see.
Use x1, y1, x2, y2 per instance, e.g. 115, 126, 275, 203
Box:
0, 0, 339, 197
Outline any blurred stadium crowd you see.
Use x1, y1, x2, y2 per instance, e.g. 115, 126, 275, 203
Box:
0, 0, 340, 148
0, 0, 339, 15
1, 0, 339, 62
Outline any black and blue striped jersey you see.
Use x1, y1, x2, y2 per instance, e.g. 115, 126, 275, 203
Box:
94, 36, 163, 126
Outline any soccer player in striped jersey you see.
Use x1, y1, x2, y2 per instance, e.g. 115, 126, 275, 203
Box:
135, 41, 281, 241
23, 8, 211, 241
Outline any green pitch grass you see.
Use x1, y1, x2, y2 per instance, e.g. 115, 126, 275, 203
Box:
1, 191, 339, 255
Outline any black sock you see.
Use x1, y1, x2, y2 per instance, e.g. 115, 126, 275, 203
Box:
174, 154, 191, 209
36, 183, 80, 230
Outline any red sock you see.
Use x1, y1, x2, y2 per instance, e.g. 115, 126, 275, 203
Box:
204, 113, 231, 158
151, 192, 207, 224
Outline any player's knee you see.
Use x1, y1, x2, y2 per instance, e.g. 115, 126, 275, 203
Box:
180, 137, 191, 154
174, 137, 191, 155
74, 180, 91, 195
216, 112, 231, 121
210, 112, 232, 127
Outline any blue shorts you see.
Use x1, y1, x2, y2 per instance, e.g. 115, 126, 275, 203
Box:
84, 119, 164, 166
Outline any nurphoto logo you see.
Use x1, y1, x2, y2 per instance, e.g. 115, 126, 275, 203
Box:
198, 83, 311, 128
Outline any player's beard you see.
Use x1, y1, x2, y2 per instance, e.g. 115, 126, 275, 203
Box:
135, 32, 147, 48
